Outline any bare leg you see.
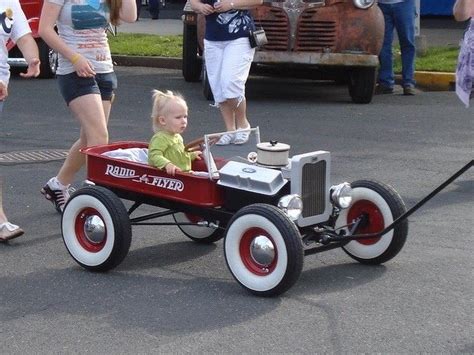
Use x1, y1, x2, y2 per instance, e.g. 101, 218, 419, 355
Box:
56, 95, 110, 185
219, 99, 238, 131
219, 97, 251, 132
0, 177, 23, 239
234, 98, 250, 129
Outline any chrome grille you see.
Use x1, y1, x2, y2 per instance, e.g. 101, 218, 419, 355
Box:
301, 160, 326, 217
295, 9, 336, 52
259, 8, 290, 50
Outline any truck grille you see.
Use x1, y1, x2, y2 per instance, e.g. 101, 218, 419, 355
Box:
259, 8, 290, 51
301, 160, 326, 217
258, 7, 337, 52
295, 9, 336, 52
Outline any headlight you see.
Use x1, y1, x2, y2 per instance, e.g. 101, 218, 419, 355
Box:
353, 0, 375, 9
278, 194, 303, 221
331, 182, 352, 209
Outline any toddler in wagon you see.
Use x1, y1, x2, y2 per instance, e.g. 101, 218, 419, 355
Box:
148, 90, 202, 176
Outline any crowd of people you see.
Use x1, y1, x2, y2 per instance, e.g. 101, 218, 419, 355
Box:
0, 0, 472, 242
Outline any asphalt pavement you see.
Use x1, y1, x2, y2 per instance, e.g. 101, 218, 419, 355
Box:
0, 11, 472, 354
0, 66, 472, 353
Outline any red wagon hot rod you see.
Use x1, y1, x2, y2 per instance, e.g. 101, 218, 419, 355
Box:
60, 128, 416, 297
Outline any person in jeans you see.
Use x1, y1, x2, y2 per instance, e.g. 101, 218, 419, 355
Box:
0, 1, 40, 241
38, 0, 136, 213
377, 0, 416, 95
148, 0, 160, 19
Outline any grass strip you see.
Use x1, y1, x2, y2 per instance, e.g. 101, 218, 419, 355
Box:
109, 33, 460, 73
109, 33, 183, 58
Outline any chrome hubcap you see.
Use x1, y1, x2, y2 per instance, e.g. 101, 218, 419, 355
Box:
250, 235, 275, 267
83, 215, 106, 244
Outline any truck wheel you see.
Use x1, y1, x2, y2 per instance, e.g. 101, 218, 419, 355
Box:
348, 67, 376, 104
61, 186, 132, 271
38, 39, 57, 79
182, 23, 202, 82
336, 180, 408, 265
202, 63, 214, 101
224, 204, 303, 297
173, 212, 223, 243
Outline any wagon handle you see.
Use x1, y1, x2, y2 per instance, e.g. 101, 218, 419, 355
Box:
333, 160, 474, 241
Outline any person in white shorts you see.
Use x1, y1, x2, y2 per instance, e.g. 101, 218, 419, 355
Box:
190, 0, 262, 145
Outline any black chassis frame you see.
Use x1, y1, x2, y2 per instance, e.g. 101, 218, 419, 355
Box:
99, 160, 473, 256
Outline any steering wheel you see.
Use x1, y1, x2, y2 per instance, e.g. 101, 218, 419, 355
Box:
184, 136, 219, 152
184, 137, 205, 152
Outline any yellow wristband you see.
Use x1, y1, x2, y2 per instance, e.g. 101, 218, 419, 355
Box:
70, 53, 81, 65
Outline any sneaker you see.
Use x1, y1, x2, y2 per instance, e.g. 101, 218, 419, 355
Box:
234, 126, 251, 145
0, 222, 24, 242
403, 86, 416, 96
216, 133, 235, 145
41, 177, 75, 213
375, 84, 394, 95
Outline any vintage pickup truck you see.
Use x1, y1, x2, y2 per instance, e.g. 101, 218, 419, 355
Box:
182, 0, 384, 104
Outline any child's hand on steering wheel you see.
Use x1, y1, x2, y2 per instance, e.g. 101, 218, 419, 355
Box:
194, 150, 203, 160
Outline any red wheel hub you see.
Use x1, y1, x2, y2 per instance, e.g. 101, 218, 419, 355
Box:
239, 227, 277, 276
74, 207, 107, 252
347, 200, 385, 245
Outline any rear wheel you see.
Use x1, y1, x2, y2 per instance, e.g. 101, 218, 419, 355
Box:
182, 23, 202, 82
348, 67, 376, 104
224, 204, 303, 297
173, 212, 223, 243
38, 39, 57, 79
336, 180, 408, 265
61, 186, 132, 271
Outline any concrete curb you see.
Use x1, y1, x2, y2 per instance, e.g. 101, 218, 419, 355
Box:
414, 71, 455, 91
113, 55, 455, 91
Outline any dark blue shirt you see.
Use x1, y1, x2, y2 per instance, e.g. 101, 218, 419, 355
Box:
204, 0, 255, 41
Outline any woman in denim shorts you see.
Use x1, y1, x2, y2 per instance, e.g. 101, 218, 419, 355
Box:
38, 0, 136, 213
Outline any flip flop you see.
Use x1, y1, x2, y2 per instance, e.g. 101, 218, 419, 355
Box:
0, 222, 25, 242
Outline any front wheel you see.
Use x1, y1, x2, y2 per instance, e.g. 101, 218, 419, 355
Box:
224, 204, 304, 297
335, 180, 408, 265
61, 186, 132, 271
348, 67, 376, 104
173, 212, 223, 243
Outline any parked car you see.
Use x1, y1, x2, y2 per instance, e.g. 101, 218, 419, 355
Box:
7, 0, 57, 78
182, 0, 384, 104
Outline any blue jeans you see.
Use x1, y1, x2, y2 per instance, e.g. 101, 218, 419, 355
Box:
378, 0, 416, 88
148, 0, 160, 18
